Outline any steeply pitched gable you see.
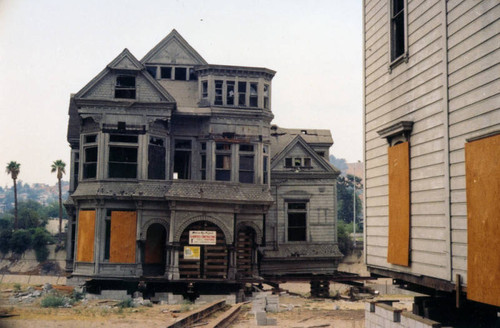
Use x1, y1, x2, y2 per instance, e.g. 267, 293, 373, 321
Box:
271, 135, 339, 174
141, 29, 208, 65
74, 49, 175, 103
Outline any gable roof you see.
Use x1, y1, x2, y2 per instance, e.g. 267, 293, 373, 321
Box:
270, 126, 334, 159
141, 29, 208, 65
74, 49, 175, 102
271, 134, 339, 173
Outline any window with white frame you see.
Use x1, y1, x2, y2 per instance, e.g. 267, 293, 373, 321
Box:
287, 202, 307, 241
83, 134, 98, 180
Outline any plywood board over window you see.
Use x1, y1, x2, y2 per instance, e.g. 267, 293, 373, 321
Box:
110, 211, 137, 263
465, 133, 500, 307
387, 142, 410, 266
76, 210, 96, 262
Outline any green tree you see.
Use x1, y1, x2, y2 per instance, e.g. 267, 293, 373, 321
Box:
0, 229, 12, 254
5, 161, 20, 229
32, 227, 54, 262
10, 229, 32, 254
337, 175, 362, 224
51, 160, 66, 242
16, 200, 47, 229
43, 202, 68, 219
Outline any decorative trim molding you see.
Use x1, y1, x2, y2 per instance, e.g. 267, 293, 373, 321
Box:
173, 214, 233, 243
377, 121, 413, 144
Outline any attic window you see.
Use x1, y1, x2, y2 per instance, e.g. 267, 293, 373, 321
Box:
115, 75, 136, 99
175, 67, 187, 81
146, 66, 157, 79
301, 130, 307, 134
161, 67, 172, 79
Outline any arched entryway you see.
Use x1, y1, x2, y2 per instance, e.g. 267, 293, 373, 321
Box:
236, 227, 257, 278
179, 221, 228, 279
143, 223, 167, 276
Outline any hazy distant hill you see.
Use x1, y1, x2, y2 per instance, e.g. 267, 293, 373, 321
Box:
0, 181, 69, 213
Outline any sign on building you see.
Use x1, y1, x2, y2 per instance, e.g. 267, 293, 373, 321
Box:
189, 230, 217, 245
183, 246, 200, 260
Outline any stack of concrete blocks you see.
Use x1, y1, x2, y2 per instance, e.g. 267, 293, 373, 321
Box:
252, 292, 278, 326
150, 292, 184, 305
194, 293, 237, 305
99, 290, 130, 301
365, 301, 442, 328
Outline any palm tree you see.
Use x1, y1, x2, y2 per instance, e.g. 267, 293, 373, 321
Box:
51, 160, 66, 243
5, 161, 20, 230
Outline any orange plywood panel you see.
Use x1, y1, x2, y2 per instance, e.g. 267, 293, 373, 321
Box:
466, 133, 500, 307
76, 210, 95, 262
110, 211, 137, 264
387, 142, 410, 266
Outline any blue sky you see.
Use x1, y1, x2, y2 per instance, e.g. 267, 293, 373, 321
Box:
0, 0, 362, 186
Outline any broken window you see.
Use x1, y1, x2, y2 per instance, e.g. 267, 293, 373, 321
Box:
115, 75, 136, 99
249, 83, 258, 107
146, 66, 157, 79
200, 142, 207, 180
202, 81, 208, 99
287, 202, 307, 241
263, 84, 269, 109
108, 134, 138, 179
174, 139, 191, 179
215, 80, 223, 105
161, 67, 172, 79
390, 0, 406, 62
215, 143, 231, 181
73, 151, 80, 189
294, 158, 302, 167
238, 81, 246, 106
175, 67, 187, 81
148, 137, 166, 180
303, 158, 312, 167
83, 134, 98, 179
226, 81, 235, 105
189, 68, 197, 81
239, 144, 254, 184
285, 158, 292, 168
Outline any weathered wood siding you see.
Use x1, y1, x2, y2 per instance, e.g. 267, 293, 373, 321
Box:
447, 0, 500, 284
364, 0, 500, 289
364, 0, 449, 280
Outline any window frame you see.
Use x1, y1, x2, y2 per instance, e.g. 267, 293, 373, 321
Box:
286, 201, 308, 242
238, 144, 255, 184
148, 135, 166, 180
215, 142, 232, 181
107, 134, 139, 179
114, 75, 136, 99
82, 134, 98, 180
388, 0, 409, 70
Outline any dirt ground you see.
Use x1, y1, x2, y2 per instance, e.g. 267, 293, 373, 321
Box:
0, 279, 414, 328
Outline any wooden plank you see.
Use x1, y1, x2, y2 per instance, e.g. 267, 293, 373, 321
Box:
387, 142, 410, 266
110, 211, 137, 263
465, 133, 500, 307
76, 210, 95, 262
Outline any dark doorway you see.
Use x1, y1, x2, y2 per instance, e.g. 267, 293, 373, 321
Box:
179, 221, 227, 279
143, 223, 166, 276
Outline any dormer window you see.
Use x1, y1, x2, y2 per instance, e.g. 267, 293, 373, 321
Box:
115, 75, 136, 99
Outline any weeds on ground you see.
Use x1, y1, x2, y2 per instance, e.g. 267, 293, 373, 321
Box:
13, 283, 21, 292
180, 300, 193, 312
117, 298, 134, 309
41, 294, 66, 308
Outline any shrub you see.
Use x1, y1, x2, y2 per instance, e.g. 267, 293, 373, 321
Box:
41, 294, 66, 308
117, 298, 134, 308
337, 220, 353, 256
13, 283, 21, 292
10, 229, 32, 254
32, 228, 53, 262
0, 229, 12, 254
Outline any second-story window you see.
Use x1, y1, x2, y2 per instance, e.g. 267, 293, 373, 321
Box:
200, 142, 206, 180
390, 0, 406, 63
175, 67, 187, 81
115, 75, 136, 99
202, 81, 208, 99
108, 134, 138, 179
238, 82, 246, 106
83, 134, 98, 179
215, 143, 231, 181
239, 144, 254, 183
148, 136, 166, 180
263, 145, 269, 184
174, 139, 191, 179
214, 80, 223, 105
161, 67, 172, 79
287, 202, 307, 241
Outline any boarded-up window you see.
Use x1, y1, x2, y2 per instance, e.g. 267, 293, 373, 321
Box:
387, 141, 410, 266
109, 211, 137, 263
76, 210, 96, 262
465, 133, 500, 307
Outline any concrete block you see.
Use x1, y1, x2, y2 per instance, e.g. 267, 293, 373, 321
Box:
153, 292, 168, 301
266, 317, 277, 325
255, 311, 267, 325
2, 274, 30, 284
100, 290, 129, 300
167, 293, 184, 305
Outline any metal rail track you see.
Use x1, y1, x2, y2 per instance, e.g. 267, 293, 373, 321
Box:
166, 300, 226, 328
